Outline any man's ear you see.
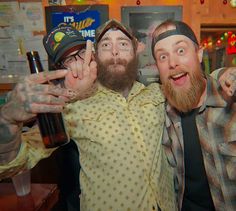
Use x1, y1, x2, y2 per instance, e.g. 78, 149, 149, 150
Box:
197, 47, 204, 63
136, 41, 146, 55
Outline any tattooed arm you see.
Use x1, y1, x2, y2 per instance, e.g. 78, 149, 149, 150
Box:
0, 106, 22, 164
0, 69, 76, 164
210, 67, 236, 97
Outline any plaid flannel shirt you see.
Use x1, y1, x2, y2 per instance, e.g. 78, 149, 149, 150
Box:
163, 76, 236, 211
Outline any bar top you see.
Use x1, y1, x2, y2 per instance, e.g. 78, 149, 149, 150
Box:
0, 183, 59, 211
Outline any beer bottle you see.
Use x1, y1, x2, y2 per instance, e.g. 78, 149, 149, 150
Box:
26, 51, 69, 148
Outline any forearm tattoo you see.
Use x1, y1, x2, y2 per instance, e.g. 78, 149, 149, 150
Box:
0, 118, 16, 144
0, 108, 22, 163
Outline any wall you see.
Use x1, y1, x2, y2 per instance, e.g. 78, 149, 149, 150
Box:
42, 0, 236, 42
41, 0, 183, 20
0, 0, 235, 82
183, 0, 236, 42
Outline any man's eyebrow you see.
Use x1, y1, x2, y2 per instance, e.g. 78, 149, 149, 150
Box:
174, 39, 188, 46
99, 36, 131, 43
99, 36, 111, 42
154, 47, 165, 54
155, 39, 188, 53
117, 37, 131, 42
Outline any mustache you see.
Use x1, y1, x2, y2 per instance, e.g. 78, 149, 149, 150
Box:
168, 67, 188, 79
106, 58, 128, 66
96, 56, 139, 92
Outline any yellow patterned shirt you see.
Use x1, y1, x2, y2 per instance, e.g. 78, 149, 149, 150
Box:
0, 82, 176, 211
64, 82, 176, 211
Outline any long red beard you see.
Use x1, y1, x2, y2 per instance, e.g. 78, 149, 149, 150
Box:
96, 56, 138, 92
162, 68, 205, 113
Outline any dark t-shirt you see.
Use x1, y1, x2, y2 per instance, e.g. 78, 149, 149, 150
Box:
181, 109, 215, 211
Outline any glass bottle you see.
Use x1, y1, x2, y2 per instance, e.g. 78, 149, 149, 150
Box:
26, 51, 69, 148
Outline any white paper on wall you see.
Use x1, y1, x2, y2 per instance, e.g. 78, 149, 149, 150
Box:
0, 1, 48, 78
19, 2, 44, 32
0, 1, 19, 27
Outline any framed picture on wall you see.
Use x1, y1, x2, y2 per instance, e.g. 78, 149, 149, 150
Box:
121, 6, 182, 85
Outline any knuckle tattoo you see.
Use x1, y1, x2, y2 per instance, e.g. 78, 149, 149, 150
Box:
24, 102, 31, 113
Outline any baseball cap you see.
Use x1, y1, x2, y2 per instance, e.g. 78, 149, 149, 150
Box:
151, 20, 199, 57
94, 19, 137, 48
43, 25, 86, 64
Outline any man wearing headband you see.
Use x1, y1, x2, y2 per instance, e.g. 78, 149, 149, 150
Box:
152, 20, 236, 211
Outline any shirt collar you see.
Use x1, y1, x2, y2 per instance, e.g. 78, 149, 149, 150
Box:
96, 81, 145, 98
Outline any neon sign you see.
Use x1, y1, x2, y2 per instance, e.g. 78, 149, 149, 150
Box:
227, 33, 236, 54
52, 10, 100, 41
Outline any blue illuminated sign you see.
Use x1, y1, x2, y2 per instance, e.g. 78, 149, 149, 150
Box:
52, 10, 101, 41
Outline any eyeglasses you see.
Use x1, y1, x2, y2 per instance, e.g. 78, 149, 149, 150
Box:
60, 49, 86, 68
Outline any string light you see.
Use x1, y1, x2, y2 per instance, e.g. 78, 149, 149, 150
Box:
201, 31, 236, 49
230, 0, 236, 7
200, 0, 228, 5
75, 0, 86, 4
216, 39, 222, 46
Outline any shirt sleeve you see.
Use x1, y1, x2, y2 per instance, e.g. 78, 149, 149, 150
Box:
210, 67, 226, 80
0, 126, 55, 179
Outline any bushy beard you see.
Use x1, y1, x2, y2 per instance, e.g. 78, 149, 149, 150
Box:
96, 56, 139, 92
162, 67, 205, 113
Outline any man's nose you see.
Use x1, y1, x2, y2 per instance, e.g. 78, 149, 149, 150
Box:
168, 56, 178, 69
112, 45, 119, 56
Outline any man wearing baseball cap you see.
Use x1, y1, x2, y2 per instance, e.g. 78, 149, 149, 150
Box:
43, 25, 87, 211
62, 18, 176, 211
44, 24, 97, 99
43, 21, 175, 211
43, 24, 86, 66
152, 20, 236, 211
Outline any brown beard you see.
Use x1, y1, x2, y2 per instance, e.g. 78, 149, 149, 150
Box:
96, 56, 138, 92
162, 67, 205, 113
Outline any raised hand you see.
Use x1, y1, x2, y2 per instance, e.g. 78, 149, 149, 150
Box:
219, 67, 236, 97
64, 40, 97, 99
1, 70, 76, 124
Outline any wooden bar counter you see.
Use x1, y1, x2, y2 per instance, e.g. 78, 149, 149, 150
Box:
0, 183, 59, 211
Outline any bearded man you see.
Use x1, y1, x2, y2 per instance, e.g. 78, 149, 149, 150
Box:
152, 20, 236, 211
62, 19, 176, 211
